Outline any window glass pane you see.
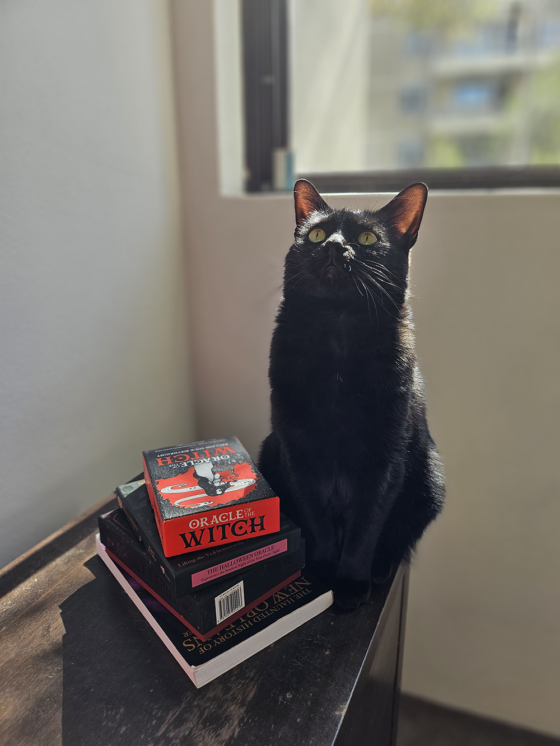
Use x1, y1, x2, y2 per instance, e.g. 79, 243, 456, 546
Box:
289, 0, 560, 174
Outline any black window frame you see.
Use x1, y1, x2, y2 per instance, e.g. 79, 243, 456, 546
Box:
242, 0, 289, 193
241, 0, 560, 192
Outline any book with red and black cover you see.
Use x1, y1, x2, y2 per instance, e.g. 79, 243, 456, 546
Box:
117, 480, 301, 596
96, 536, 333, 688
142, 437, 280, 557
98, 508, 305, 640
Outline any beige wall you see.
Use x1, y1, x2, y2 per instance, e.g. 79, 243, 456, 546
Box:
0, 0, 194, 568
173, 0, 560, 736
406, 191, 560, 734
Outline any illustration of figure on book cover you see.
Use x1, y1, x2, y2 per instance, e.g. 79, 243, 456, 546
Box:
158, 461, 257, 511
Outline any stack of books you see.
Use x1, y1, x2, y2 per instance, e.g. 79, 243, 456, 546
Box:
97, 437, 333, 687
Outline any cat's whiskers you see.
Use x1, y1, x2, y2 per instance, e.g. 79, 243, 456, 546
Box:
367, 273, 403, 304
356, 274, 378, 328
372, 272, 404, 296
352, 261, 401, 305
368, 277, 401, 312
286, 267, 311, 293
352, 259, 404, 293
345, 247, 404, 286
354, 266, 401, 321
369, 268, 401, 291
352, 276, 364, 297
368, 259, 401, 280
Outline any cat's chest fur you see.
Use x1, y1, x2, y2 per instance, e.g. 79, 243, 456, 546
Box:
271, 306, 403, 448
315, 315, 375, 399
282, 309, 393, 390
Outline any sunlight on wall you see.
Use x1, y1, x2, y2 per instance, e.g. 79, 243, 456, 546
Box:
0, 0, 194, 567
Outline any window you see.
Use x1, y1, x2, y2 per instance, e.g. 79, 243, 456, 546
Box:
241, 0, 560, 191
401, 85, 427, 115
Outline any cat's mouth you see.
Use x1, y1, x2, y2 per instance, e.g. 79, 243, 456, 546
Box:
321, 260, 345, 280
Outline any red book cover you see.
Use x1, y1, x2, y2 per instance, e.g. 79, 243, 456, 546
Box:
143, 437, 280, 557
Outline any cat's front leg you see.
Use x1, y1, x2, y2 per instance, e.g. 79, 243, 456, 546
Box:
293, 496, 338, 583
334, 481, 399, 609
334, 514, 379, 608
334, 542, 376, 609
259, 436, 339, 582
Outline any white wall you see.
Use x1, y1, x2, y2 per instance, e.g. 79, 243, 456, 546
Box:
0, 0, 194, 568
173, 1, 560, 736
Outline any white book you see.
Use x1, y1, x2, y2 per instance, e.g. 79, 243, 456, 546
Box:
96, 536, 333, 688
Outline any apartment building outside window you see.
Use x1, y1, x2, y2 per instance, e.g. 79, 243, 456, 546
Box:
242, 0, 560, 191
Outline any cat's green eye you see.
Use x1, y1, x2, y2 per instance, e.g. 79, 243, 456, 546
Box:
309, 228, 326, 243
357, 231, 377, 246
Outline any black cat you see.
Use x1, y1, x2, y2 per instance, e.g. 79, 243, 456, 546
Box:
258, 180, 445, 609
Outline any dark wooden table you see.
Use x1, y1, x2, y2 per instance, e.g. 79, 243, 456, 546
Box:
0, 493, 409, 746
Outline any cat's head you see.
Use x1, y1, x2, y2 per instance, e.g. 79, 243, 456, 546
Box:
284, 180, 428, 310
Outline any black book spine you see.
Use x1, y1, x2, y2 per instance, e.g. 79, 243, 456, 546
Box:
174, 527, 301, 597
99, 510, 305, 637
99, 511, 203, 629
188, 541, 304, 633
116, 494, 178, 595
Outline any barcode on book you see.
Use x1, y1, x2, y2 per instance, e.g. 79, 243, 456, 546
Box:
214, 581, 245, 625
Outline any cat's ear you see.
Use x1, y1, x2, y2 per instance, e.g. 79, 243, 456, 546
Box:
378, 183, 428, 249
294, 179, 330, 226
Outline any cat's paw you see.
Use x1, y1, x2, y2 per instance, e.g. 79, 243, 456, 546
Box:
333, 578, 371, 610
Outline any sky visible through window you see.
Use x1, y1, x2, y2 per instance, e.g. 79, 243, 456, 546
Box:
290, 0, 560, 174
